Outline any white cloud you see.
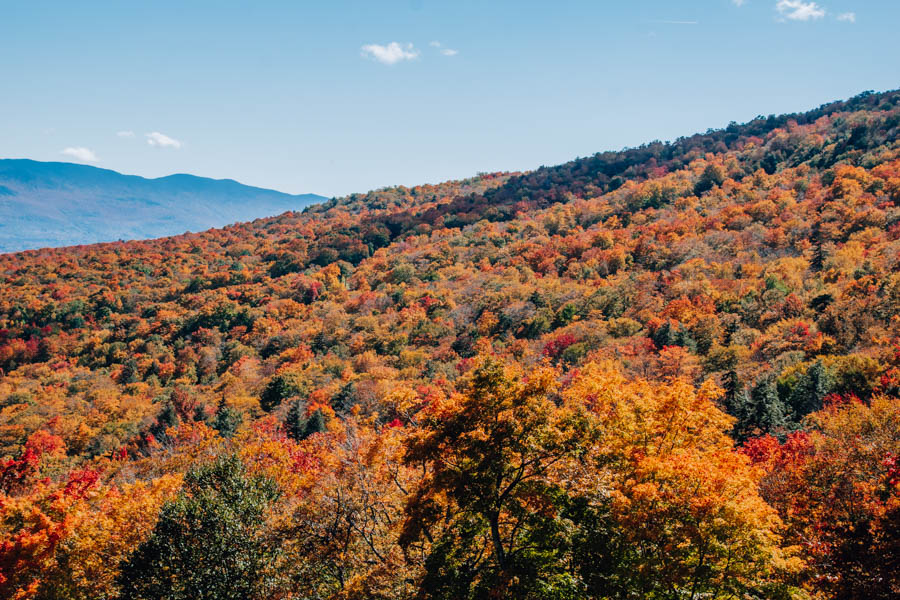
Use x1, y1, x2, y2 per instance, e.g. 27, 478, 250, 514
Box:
733, 0, 746, 5
146, 131, 182, 149
116, 130, 135, 138
429, 41, 458, 56
360, 42, 419, 65
656, 20, 699, 24
776, 0, 826, 21
837, 11, 856, 22
61, 147, 98, 162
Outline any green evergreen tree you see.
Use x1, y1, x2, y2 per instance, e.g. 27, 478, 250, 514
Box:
693, 163, 726, 195
148, 403, 179, 446
212, 397, 243, 438
729, 375, 789, 441
259, 372, 307, 412
749, 375, 789, 435
721, 368, 744, 421
285, 401, 326, 441
787, 360, 833, 420
332, 381, 359, 414
303, 408, 327, 438
810, 220, 826, 271
284, 398, 308, 441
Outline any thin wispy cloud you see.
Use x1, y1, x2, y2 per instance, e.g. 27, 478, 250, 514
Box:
116, 130, 135, 138
360, 42, 419, 65
146, 132, 182, 149
776, 0, 826, 21
61, 147, 98, 162
655, 20, 699, 25
430, 41, 459, 57
732, 0, 746, 5
837, 12, 856, 22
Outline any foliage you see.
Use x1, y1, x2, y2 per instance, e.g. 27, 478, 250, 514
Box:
401, 358, 588, 599
1, 89, 900, 598
116, 454, 281, 600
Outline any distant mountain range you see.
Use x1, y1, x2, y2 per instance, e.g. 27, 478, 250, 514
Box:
0, 159, 327, 253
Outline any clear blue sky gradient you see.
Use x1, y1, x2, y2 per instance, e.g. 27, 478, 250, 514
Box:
1, 0, 898, 197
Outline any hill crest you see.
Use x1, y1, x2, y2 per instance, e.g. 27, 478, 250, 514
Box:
0, 159, 326, 253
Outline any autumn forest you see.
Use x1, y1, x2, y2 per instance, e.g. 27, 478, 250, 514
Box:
2, 89, 900, 599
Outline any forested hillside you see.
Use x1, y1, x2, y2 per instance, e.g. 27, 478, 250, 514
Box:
2, 90, 899, 599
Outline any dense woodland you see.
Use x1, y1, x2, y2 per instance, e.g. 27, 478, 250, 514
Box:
2, 89, 900, 599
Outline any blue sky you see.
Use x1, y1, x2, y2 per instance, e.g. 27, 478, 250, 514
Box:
1, 0, 897, 197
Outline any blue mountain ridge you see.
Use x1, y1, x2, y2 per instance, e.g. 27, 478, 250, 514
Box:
0, 159, 327, 253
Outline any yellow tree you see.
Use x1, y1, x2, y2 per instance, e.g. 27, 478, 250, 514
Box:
36, 474, 182, 600
274, 415, 417, 600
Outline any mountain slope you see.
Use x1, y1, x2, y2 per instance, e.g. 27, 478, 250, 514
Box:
0, 159, 327, 252
1, 90, 900, 599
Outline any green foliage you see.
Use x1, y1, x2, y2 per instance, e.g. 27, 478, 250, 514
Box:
260, 372, 308, 413
391, 263, 416, 284
284, 401, 326, 441
212, 398, 243, 439
148, 403, 179, 445
606, 317, 642, 338
728, 375, 789, 441
402, 359, 590, 600
522, 310, 553, 339
303, 409, 327, 438
117, 455, 281, 600
694, 163, 726, 196
183, 302, 254, 335
829, 355, 881, 399
651, 321, 697, 353
566, 497, 630, 599
554, 303, 578, 327
284, 398, 308, 441
332, 381, 359, 414
785, 360, 833, 420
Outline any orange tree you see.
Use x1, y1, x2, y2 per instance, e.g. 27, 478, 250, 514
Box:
565, 362, 801, 599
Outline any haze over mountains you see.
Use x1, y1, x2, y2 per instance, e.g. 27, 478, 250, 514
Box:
0, 159, 326, 253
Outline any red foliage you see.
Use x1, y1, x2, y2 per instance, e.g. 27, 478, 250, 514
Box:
542, 334, 577, 359
0, 448, 40, 493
